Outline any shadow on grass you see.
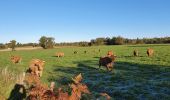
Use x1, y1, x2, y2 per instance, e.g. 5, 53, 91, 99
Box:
127, 44, 170, 47
48, 59, 170, 100
8, 84, 26, 100
122, 55, 144, 58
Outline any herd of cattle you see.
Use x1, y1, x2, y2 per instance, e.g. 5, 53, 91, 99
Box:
10, 48, 154, 77
8, 48, 154, 100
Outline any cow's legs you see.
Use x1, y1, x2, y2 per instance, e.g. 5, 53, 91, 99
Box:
99, 63, 101, 69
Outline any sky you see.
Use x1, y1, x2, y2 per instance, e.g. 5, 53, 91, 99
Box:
0, 0, 170, 43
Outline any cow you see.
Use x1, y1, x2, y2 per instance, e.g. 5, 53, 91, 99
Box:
10, 55, 22, 64
99, 55, 116, 71
147, 48, 154, 57
28, 59, 45, 77
107, 51, 113, 57
74, 51, 78, 54
133, 50, 139, 57
84, 51, 87, 54
56, 52, 64, 57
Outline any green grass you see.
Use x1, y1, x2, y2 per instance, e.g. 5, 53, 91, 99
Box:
0, 44, 170, 99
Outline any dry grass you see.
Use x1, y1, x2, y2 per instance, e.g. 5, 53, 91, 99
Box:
0, 67, 25, 99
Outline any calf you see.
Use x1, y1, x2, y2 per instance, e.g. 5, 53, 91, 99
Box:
99, 55, 116, 71
56, 52, 64, 57
147, 48, 154, 57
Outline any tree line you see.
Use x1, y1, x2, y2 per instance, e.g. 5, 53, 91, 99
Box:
57, 36, 170, 46
0, 36, 170, 50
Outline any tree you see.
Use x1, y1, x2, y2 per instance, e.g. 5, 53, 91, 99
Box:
90, 39, 95, 45
39, 36, 47, 49
90, 38, 105, 45
39, 36, 55, 49
136, 38, 144, 44
10, 40, 16, 51
46, 37, 55, 48
110, 37, 116, 45
0, 43, 7, 49
115, 36, 124, 45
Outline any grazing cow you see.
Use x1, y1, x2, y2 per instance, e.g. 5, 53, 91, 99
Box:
10, 55, 22, 64
107, 51, 113, 57
99, 55, 116, 71
147, 48, 154, 57
28, 59, 45, 77
133, 50, 139, 57
74, 51, 78, 54
56, 52, 64, 57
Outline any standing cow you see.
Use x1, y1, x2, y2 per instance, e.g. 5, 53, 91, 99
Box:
56, 52, 64, 57
99, 55, 116, 71
147, 48, 154, 57
74, 51, 78, 54
133, 50, 139, 57
28, 59, 45, 77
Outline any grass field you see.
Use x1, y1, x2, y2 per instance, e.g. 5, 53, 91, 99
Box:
0, 44, 170, 99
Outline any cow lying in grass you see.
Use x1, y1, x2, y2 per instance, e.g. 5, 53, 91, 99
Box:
28, 59, 45, 77
10, 55, 22, 64
133, 50, 139, 57
99, 55, 116, 71
147, 48, 154, 57
56, 52, 64, 57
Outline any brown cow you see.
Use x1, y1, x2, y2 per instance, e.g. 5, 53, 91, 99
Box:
28, 59, 45, 77
107, 51, 113, 57
99, 55, 116, 71
133, 50, 139, 57
147, 48, 154, 57
56, 52, 64, 57
10, 55, 22, 64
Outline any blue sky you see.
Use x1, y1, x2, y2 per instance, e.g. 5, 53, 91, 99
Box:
0, 0, 170, 43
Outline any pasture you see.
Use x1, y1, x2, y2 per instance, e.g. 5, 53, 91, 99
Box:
0, 44, 170, 99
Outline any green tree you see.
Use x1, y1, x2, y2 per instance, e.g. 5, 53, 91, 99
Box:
46, 37, 55, 48
10, 40, 16, 51
39, 36, 55, 49
136, 38, 144, 44
115, 36, 124, 45
96, 38, 105, 45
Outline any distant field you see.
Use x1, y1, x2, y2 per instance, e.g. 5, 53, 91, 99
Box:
0, 44, 170, 99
